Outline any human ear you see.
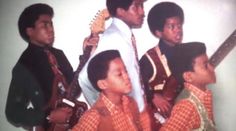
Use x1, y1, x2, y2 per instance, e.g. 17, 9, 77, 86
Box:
116, 7, 125, 17
155, 30, 162, 38
183, 71, 193, 83
97, 80, 108, 90
26, 27, 34, 37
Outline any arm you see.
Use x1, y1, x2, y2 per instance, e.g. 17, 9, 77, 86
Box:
72, 109, 100, 131
160, 100, 198, 131
5, 63, 45, 127
139, 54, 171, 117
82, 34, 99, 57
139, 55, 154, 102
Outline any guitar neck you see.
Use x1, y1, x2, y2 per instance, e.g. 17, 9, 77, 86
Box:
67, 46, 93, 99
74, 46, 93, 80
209, 29, 236, 67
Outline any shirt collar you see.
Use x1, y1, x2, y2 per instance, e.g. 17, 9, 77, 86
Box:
112, 17, 133, 39
159, 39, 173, 55
101, 93, 129, 114
184, 83, 212, 102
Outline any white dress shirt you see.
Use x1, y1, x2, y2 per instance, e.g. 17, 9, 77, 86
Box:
78, 18, 145, 112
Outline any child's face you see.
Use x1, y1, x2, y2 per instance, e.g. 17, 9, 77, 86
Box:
157, 16, 183, 46
27, 14, 54, 47
189, 54, 216, 88
103, 57, 132, 94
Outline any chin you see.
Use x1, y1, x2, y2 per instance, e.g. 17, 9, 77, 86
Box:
124, 88, 132, 94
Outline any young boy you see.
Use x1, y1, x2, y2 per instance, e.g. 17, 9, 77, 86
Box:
72, 50, 151, 131
160, 42, 216, 130
139, 2, 184, 129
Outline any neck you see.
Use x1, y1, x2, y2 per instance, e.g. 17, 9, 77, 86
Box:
187, 82, 207, 91
30, 41, 52, 47
103, 92, 123, 106
161, 39, 177, 47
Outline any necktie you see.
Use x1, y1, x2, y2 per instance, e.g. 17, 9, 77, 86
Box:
131, 34, 144, 88
44, 48, 67, 95
45, 49, 63, 75
131, 34, 139, 62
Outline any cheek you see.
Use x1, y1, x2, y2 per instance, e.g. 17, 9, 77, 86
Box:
199, 70, 216, 83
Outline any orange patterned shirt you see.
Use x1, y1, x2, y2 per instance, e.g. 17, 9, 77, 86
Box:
72, 93, 151, 131
160, 83, 214, 131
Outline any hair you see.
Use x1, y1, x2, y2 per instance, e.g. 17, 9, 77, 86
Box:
18, 3, 54, 42
147, 2, 184, 36
168, 42, 206, 83
106, 0, 133, 16
87, 50, 121, 91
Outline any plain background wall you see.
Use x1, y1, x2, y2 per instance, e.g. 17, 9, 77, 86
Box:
0, 0, 235, 130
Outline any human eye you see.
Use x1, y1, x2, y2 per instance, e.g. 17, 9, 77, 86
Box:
43, 21, 53, 28
166, 24, 174, 30
114, 71, 122, 77
177, 24, 182, 29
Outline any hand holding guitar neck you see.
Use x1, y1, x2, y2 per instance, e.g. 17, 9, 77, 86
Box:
42, 9, 110, 131
82, 9, 110, 57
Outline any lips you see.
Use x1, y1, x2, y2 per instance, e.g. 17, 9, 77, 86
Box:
48, 34, 54, 40
175, 34, 182, 41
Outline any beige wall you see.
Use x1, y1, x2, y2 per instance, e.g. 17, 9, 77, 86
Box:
0, 0, 235, 130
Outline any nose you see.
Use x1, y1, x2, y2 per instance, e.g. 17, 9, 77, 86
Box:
48, 25, 54, 32
123, 72, 130, 81
138, 6, 145, 17
209, 63, 215, 71
175, 25, 182, 32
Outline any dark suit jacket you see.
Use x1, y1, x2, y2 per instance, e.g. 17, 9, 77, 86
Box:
5, 44, 74, 128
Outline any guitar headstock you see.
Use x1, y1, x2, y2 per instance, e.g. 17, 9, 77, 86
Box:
90, 9, 110, 35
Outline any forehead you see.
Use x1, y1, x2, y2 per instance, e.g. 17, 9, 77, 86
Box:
165, 16, 182, 24
133, 0, 145, 4
108, 58, 124, 69
36, 14, 52, 22
193, 54, 208, 64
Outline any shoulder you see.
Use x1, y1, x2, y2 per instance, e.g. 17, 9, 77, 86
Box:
51, 47, 65, 56
126, 96, 139, 111
72, 109, 100, 131
174, 99, 196, 111
171, 99, 198, 119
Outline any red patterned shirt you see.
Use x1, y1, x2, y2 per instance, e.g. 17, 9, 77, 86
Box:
160, 83, 214, 131
72, 93, 151, 131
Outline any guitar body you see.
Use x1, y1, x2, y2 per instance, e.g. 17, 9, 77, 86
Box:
149, 29, 236, 130
46, 99, 88, 131
44, 74, 87, 131
148, 76, 180, 130
68, 100, 88, 129
142, 47, 182, 129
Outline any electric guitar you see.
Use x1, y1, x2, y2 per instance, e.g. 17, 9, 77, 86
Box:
209, 29, 236, 67
150, 29, 236, 129
38, 9, 110, 131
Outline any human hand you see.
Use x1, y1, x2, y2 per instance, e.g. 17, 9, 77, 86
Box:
152, 93, 172, 118
48, 107, 72, 124
82, 34, 99, 55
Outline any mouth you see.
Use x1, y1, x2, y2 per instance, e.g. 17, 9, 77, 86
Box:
175, 34, 182, 41
48, 35, 55, 40
125, 81, 132, 88
140, 17, 144, 23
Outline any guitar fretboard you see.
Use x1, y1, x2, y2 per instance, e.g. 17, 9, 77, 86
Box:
209, 29, 236, 67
